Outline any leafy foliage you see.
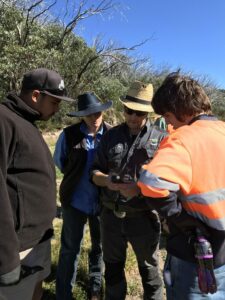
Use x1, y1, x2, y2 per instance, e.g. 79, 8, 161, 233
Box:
0, 0, 225, 129
0, 0, 144, 127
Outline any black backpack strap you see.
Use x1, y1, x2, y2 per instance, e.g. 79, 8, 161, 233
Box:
120, 124, 167, 171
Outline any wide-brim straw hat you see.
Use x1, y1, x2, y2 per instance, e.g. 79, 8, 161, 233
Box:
120, 81, 154, 112
67, 92, 112, 117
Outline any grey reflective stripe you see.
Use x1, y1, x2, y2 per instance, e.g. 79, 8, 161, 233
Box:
179, 188, 225, 205
179, 189, 225, 230
139, 169, 179, 192
185, 210, 225, 231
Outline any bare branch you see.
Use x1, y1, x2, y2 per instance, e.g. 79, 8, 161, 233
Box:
56, 0, 117, 47
73, 54, 100, 87
21, 0, 57, 46
30, 1, 56, 23
72, 38, 150, 86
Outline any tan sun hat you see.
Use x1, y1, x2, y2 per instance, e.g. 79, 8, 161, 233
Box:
120, 81, 154, 112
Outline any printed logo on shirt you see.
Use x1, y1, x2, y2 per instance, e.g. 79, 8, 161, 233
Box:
114, 143, 124, 153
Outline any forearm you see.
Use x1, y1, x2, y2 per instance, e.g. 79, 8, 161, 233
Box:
0, 216, 20, 278
141, 191, 182, 219
0, 171, 20, 277
92, 170, 109, 187
142, 193, 209, 235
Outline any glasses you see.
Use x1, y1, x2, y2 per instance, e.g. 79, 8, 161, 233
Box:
124, 106, 147, 117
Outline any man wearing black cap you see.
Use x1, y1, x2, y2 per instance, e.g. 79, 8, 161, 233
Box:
0, 68, 75, 300
53, 92, 112, 300
91, 81, 166, 300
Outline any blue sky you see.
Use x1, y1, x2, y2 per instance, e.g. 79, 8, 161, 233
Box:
75, 0, 225, 89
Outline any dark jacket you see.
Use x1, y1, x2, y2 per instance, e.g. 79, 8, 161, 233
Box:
91, 120, 167, 213
0, 93, 56, 276
59, 121, 111, 207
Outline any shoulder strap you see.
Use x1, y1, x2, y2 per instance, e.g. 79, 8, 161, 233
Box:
148, 125, 167, 148
120, 124, 166, 174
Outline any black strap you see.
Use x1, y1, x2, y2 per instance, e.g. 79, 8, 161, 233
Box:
118, 123, 164, 179
119, 127, 145, 174
125, 95, 152, 105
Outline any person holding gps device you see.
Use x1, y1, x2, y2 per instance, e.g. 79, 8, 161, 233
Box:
91, 81, 167, 300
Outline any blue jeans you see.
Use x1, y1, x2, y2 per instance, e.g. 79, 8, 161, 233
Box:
164, 254, 225, 300
56, 206, 103, 300
101, 208, 163, 300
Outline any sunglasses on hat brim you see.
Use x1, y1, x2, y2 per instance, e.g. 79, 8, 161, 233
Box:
124, 106, 148, 117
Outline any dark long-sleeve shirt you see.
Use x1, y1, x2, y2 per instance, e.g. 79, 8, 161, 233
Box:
0, 93, 56, 276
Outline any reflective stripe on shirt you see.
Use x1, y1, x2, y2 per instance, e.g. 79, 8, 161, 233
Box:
139, 169, 180, 192
180, 189, 225, 230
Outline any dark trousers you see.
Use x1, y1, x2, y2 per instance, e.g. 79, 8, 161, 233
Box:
101, 207, 163, 300
56, 206, 103, 300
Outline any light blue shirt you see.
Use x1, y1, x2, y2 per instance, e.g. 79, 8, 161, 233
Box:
54, 122, 104, 215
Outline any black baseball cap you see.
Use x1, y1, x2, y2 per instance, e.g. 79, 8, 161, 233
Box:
21, 68, 75, 102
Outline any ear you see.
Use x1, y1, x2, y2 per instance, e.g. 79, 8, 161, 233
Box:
163, 112, 174, 119
31, 90, 41, 103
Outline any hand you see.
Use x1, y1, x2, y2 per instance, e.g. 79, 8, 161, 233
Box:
106, 175, 121, 191
20, 265, 43, 280
0, 265, 43, 286
0, 265, 20, 286
117, 182, 140, 199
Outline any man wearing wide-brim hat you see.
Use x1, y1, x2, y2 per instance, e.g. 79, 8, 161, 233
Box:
54, 92, 112, 300
119, 80, 154, 112
91, 81, 166, 299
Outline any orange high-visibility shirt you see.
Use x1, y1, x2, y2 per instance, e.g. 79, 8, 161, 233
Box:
138, 119, 225, 230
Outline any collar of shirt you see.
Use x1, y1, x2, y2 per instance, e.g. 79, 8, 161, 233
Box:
80, 121, 104, 150
80, 121, 104, 136
188, 114, 217, 125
